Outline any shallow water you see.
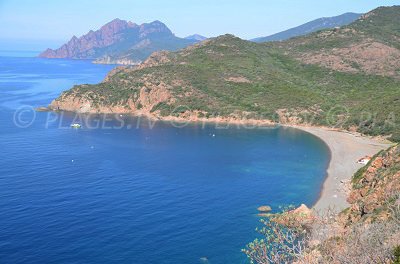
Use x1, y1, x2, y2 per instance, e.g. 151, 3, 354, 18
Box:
0, 57, 330, 263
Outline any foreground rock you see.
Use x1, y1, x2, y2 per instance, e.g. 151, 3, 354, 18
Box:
272, 204, 315, 228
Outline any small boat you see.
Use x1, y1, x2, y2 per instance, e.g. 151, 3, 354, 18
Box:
70, 123, 81, 128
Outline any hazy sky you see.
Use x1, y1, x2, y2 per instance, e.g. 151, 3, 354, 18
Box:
0, 0, 399, 50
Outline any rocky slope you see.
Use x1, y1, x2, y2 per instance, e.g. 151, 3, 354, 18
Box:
39, 19, 133, 59
252, 12, 361, 42
316, 144, 400, 263
49, 6, 400, 141
243, 144, 399, 263
273, 6, 400, 78
345, 145, 400, 224
39, 19, 197, 64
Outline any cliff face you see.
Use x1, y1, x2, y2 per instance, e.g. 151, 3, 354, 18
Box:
39, 19, 197, 63
49, 63, 175, 116
39, 19, 134, 59
344, 145, 400, 224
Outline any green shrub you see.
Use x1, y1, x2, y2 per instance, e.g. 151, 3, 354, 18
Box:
393, 246, 400, 264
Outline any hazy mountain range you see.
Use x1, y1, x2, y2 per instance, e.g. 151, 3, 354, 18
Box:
39, 12, 362, 64
39, 19, 200, 64
251, 12, 362, 42
185, 34, 208, 41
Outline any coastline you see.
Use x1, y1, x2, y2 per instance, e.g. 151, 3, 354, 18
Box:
158, 117, 393, 211
290, 125, 392, 211
159, 118, 394, 211
44, 107, 394, 211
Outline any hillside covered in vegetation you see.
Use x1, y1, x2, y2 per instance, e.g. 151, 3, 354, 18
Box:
50, 6, 400, 141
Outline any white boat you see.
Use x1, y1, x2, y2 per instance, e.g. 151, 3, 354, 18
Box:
70, 123, 81, 128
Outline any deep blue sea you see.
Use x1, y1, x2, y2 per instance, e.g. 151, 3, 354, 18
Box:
0, 56, 330, 264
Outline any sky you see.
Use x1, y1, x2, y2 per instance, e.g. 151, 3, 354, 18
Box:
0, 0, 399, 50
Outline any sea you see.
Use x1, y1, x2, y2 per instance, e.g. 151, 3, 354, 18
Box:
0, 53, 330, 264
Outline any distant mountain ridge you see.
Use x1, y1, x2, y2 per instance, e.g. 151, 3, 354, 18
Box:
185, 34, 207, 41
39, 19, 198, 64
252, 12, 362, 42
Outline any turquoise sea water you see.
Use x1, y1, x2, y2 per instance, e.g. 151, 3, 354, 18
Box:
0, 56, 330, 263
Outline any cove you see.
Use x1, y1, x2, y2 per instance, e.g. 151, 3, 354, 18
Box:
0, 57, 330, 264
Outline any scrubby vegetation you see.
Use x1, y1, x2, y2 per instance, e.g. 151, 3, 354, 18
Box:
54, 6, 400, 141
394, 246, 400, 264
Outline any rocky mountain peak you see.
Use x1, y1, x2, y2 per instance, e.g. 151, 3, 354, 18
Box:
100, 18, 133, 35
139, 20, 172, 37
39, 18, 198, 61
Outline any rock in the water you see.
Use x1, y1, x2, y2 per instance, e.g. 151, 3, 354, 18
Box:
35, 106, 49, 112
257, 205, 272, 212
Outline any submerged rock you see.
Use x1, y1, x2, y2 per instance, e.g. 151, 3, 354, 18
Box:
258, 213, 273, 218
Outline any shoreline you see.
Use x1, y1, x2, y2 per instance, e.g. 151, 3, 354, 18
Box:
156, 115, 394, 211
290, 125, 392, 211
43, 108, 394, 211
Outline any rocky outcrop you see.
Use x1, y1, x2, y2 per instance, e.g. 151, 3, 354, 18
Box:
271, 204, 315, 228
137, 51, 173, 69
50, 81, 173, 115
257, 206, 272, 212
39, 19, 134, 59
344, 145, 400, 224
39, 19, 198, 62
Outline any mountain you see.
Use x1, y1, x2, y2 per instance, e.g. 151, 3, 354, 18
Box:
39, 19, 198, 64
252, 12, 362, 42
49, 6, 400, 141
185, 34, 207, 41
274, 6, 400, 77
